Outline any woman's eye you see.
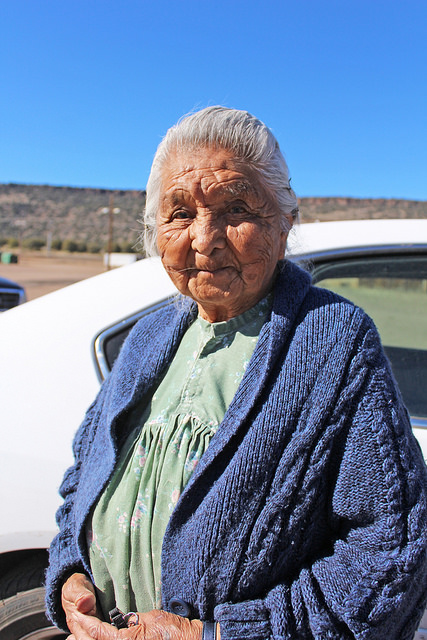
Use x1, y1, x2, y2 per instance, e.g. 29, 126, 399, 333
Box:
171, 210, 191, 220
228, 205, 247, 215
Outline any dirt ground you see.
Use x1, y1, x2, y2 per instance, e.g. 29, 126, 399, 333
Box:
0, 251, 106, 301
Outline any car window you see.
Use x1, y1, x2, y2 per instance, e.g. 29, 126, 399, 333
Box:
312, 254, 427, 421
93, 299, 172, 381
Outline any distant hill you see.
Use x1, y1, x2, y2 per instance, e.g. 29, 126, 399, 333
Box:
0, 183, 426, 250
0, 183, 146, 250
298, 196, 426, 223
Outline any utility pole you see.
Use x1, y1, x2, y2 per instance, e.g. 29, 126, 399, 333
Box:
101, 194, 120, 270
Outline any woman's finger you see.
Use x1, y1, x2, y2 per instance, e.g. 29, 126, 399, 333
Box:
68, 610, 124, 640
62, 572, 99, 617
135, 610, 203, 640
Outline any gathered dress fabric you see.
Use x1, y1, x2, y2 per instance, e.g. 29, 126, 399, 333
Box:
45, 260, 427, 639
86, 296, 271, 617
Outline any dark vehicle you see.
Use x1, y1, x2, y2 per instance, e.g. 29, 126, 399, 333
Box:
0, 276, 26, 311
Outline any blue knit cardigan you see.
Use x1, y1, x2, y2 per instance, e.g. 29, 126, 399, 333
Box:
46, 261, 427, 639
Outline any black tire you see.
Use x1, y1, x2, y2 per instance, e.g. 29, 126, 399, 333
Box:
0, 587, 67, 639
0, 558, 67, 640
0, 556, 48, 600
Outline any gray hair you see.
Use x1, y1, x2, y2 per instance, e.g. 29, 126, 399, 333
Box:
142, 106, 299, 257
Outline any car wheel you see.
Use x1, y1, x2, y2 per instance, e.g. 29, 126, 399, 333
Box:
0, 587, 67, 639
0, 559, 67, 640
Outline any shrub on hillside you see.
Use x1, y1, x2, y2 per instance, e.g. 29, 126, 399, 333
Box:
76, 241, 88, 253
22, 237, 46, 250
87, 242, 102, 254
51, 238, 63, 250
62, 239, 79, 252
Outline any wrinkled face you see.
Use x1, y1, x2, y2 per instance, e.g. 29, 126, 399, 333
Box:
157, 147, 289, 322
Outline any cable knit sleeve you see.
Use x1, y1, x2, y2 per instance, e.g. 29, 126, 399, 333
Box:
44, 381, 109, 629
213, 321, 427, 639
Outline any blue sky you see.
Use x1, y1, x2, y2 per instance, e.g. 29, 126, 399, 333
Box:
1, 0, 426, 200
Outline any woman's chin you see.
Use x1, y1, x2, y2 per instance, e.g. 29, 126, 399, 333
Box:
191, 285, 235, 306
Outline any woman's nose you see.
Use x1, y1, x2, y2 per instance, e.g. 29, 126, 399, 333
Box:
190, 217, 226, 255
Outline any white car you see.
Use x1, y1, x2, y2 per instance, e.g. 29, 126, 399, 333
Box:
0, 219, 426, 639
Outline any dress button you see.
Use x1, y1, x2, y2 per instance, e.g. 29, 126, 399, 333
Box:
168, 597, 192, 617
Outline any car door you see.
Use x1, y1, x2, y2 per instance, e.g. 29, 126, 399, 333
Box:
310, 249, 427, 456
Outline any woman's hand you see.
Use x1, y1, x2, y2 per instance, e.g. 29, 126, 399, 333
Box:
61, 572, 101, 637
61, 573, 206, 639
66, 606, 203, 640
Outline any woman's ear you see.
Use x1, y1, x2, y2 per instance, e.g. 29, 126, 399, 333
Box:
279, 213, 294, 255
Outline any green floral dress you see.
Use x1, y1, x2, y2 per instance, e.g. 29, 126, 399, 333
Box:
86, 296, 271, 618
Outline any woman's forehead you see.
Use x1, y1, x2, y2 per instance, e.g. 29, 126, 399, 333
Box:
162, 176, 259, 202
160, 147, 262, 202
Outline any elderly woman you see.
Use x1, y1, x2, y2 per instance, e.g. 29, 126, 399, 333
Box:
45, 107, 427, 640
